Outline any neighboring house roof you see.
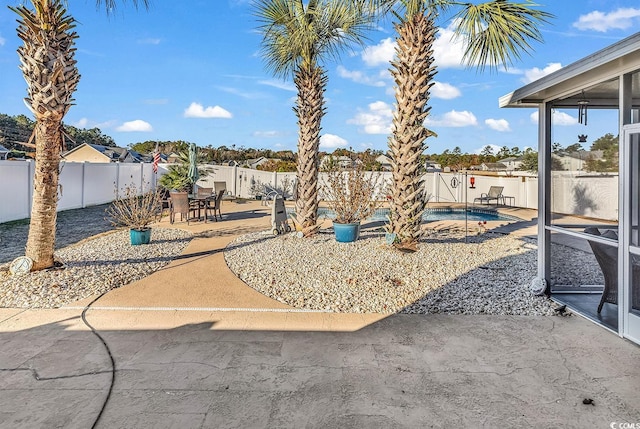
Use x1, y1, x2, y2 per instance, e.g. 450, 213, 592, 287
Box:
62, 143, 147, 163
320, 155, 353, 168
482, 162, 507, 171
559, 150, 603, 160
0, 144, 9, 160
244, 157, 270, 169
498, 157, 523, 163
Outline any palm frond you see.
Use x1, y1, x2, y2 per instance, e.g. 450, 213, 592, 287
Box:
94, 0, 150, 13
453, 0, 553, 71
254, 0, 376, 78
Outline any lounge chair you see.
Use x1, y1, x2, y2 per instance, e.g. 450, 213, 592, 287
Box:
474, 186, 504, 205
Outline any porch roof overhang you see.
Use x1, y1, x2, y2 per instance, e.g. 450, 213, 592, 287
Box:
500, 32, 640, 109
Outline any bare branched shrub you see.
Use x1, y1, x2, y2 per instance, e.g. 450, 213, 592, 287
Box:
321, 157, 384, 224
106, 182, 161, 230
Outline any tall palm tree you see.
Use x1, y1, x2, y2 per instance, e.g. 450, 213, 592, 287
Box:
254, 0, 375, 233
9, 0, 147, 271
373, 0, 552, 246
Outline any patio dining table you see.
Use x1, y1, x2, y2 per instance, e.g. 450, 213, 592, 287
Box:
188, 192, 217, 222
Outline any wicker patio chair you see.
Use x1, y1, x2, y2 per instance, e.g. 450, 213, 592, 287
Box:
169, 191, 199, 224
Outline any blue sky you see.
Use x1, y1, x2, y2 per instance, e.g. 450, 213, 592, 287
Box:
0, 1, 639, 155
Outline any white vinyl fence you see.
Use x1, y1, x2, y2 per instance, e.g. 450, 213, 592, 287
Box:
0, 161, 620, 223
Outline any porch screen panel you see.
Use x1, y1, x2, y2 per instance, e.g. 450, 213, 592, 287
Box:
550, 109, 619, 227
632, 255, 640, 315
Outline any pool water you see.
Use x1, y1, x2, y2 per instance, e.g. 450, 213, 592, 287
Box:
312, 207, 519, 222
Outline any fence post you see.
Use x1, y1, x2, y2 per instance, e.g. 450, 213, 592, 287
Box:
231, 165, 238, 197
27, 160, 33, 217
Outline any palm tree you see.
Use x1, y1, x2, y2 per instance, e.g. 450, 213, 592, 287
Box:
9, 0, 148, 271
372, 0, 552, 247
254, 0, 375, 233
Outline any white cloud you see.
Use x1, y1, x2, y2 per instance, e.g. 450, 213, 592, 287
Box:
184, 102, 232, 119
431, 81, 461, 99
258, 79, 296, 92
0, 35, 5, 46
137, 38, 161, 45
363, 23, 467, 69
426, 110, 478, 127
336, 66, 385, 87
485, 118, 511, 132
116, 120, 153, 132
253, 130, 284, 138
530, 111, 578, 126
573, 8, 640, 32
74, 118, 117, 130
522, 63, 562, 84
433, 21, 467, 69
74, 118, 89, 128
347, 101, 394, 135
320, 133, 348, 149
473, 144, 502, 155
362, 38, 396, 66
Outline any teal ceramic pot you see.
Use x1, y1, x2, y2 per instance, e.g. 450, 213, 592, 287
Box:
130, 228, 152, 245
333, 222, 360, 243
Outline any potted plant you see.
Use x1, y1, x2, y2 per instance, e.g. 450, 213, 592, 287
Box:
321, 155, 384, 243
106, 182, 162, 245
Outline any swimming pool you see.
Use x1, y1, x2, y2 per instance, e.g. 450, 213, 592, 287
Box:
310, 207, 520, 222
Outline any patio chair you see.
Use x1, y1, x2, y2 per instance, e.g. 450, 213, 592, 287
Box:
474, 186, 504, 205
195, 187, 214, 223
584, 227, 619, 313
208, 189, 226, 221
157, 188, 171, 221
169, 191, 199, 224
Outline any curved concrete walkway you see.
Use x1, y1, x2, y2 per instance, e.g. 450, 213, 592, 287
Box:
1, 200, 639, 428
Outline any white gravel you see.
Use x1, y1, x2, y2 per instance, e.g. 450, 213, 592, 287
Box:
224, 228, 589, 315
0, 228, 192, 308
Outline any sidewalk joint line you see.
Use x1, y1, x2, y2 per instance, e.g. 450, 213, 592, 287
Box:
60, 306, 328, 313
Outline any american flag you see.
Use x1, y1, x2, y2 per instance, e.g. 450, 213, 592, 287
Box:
152, 145, 160, 174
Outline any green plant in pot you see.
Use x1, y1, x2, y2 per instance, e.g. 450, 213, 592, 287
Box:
106, 182, 162, 245
322, 156, 383, 243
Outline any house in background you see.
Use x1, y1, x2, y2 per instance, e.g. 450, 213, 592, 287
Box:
243, 157, 270, 169
498, 156, 524, 171
552, 150, 603, 171
470, 162, 507, 172
0, 144, 9, 160
166, 152, 182, 164
62, 143, 149, 163
425, 161, 442, 172
376, 154, 392, 171
320, 155, 355, 169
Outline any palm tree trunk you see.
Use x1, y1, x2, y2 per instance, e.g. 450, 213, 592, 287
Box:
12, 0, 80, 271
26, 118, 63, 270
294, 65, 327, 231
388, 12, 437, 244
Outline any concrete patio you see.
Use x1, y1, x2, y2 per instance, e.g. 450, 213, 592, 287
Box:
0, 200, 638, 428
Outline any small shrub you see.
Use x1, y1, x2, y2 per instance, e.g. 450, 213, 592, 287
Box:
106, 182, 161, 230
